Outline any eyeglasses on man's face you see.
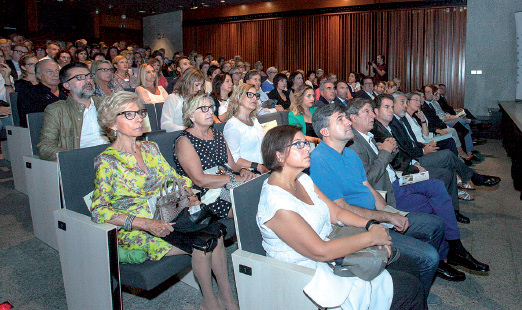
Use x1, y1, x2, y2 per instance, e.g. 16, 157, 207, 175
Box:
196, 105, 216, 113
286, 140, 311, 149
117, 109, 147, 120
246, 92, 260, 99
66, 73, 95, 82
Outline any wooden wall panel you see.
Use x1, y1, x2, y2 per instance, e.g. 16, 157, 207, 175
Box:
183, 6, 467, 107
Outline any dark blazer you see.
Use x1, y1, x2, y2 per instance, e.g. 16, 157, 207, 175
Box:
421, 101, 447, 132
372, 118, 419, 174
6, 60, 18, 80
350, 130, 396, 207
18, 83, 67, 128
268, 88, 290, 109
352, 90, 375, 100
333, 97, 348, 107
315, 95, 332, 108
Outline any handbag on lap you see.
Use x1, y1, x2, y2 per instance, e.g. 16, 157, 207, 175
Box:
328, 224, 400, 281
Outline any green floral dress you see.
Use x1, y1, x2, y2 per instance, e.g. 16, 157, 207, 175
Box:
90, 141, 192, 261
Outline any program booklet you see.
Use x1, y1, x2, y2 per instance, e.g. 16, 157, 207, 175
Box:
398, 171, 429, 186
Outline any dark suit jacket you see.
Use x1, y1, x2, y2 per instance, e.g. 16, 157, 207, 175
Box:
372, 118, 419, 174
314, 95, 331, 108
350, 130, 396, 207
6, 60, 18, 80
351, 90, 375, 100
421, 101, 447, 132
333, 97, 347, 106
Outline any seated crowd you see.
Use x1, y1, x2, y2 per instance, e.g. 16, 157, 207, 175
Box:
1, 34, 503, 309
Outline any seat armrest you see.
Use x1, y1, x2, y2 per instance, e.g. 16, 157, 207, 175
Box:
54, 208, 122, 310
232, 249, 317, 310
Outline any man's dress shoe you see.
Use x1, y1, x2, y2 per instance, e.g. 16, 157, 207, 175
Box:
455, 211, 470, 224
447, 250, 490, 272
436, 261, 466, 281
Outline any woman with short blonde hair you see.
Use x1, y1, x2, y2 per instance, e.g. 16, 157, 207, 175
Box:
91, 60, 123, 97
112, 55, 138, 89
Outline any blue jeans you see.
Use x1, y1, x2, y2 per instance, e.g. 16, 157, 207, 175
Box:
389, 211, 444, 294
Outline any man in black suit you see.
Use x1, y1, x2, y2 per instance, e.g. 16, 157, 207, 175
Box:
333, 80, 350, 106
352, 76, 376, 100
314, 79, 336, 107
371, 94, 501, 222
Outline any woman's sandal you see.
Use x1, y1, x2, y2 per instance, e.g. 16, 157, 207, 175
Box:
458, 189, 475, 201
457, 179, 476, 190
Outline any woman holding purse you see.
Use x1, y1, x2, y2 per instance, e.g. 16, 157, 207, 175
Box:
91, 91, 238, 310
174, 94, 256, 219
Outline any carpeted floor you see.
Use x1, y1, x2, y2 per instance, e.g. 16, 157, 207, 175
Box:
0, 139, 520, 309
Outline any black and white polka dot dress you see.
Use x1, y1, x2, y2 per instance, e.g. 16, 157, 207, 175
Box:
173, 128, 231, 219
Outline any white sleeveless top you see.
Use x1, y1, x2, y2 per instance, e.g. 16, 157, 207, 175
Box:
257, 173, 332, 269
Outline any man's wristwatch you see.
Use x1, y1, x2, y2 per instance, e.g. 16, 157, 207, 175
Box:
365, 219, 381, 231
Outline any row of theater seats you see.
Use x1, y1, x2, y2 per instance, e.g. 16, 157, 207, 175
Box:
7, 108, 316, 309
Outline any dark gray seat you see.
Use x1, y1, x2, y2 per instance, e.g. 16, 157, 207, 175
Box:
145, 130, 236, 239
58, 143, 194, 290
123, 88, 135, 92
26, 112, 44, 156
144, 103, 159, 132
213, 122, 226, 133
9, 92, 20, 127
231, 173, 269, 255
155, 102, 164, 125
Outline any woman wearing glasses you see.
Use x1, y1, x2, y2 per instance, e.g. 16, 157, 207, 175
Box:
257, 125, 425, 310
174, 94, 256, 220
90, 60, 123, 97
135, 64, 168, 105
92, 92, 237, 310
161, 68, 204, 132
223, 84, 269, 174
14, 53, 39, 92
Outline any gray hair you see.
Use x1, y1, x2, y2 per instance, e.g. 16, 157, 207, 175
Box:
267, 66, 278, 74
35, 58, 57, 75
97, 91, 143, 140
319, 79, 334, 92
346, 98, 373, 117
311, 104, 347, 139
182, 94, 213, 128
391, 91, 406, 102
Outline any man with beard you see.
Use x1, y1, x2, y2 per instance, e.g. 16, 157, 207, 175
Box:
38, 62, 108, 161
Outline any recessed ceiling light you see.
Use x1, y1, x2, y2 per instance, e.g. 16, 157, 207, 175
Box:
221, 0, 225, 2
139, 10, 146, 13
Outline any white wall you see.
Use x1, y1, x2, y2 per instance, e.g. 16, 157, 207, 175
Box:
142, 11, 183, 59
465, 0, 522, 116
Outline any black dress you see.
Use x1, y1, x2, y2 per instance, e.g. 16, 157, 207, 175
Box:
173, 128, 231, 219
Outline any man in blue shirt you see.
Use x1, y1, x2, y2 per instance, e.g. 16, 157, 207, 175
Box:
309, 103, 443, 296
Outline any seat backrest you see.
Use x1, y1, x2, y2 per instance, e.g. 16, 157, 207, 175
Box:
279, 111, 289, 125
57, 144, 110, 216
231, 173, 269, 255
9, 92, 20, 126
155, 102, 164, 124
258, 112, 283, 126
123, 88, 135, 92
27, 112, 44, 156
146, 130, 182, 167
144, 103, 159, 132
213, 122, 226, 133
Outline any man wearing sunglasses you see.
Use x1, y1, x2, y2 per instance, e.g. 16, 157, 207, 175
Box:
38, 62, 108, 161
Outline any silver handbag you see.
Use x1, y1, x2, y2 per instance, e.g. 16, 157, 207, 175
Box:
153, 176, 191, 223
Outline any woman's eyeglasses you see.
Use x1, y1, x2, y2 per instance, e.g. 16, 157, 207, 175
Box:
117, 109, 147, 120
246, 92, 260, 99
286, 141, 311, 149
196, 105, 216, 113
97, 68, 112, 72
